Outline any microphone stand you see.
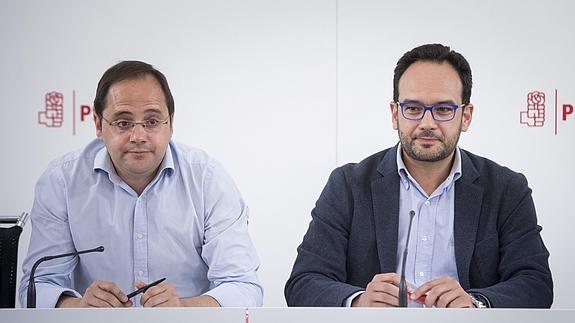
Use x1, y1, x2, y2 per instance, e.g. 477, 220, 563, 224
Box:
399, 210, 416, 307
27, 246, 104, 308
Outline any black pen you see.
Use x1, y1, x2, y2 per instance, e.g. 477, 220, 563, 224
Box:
127, 277, 166, 299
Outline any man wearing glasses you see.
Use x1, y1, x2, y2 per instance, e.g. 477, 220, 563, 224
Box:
286, 44, 552, 308
20, 61, 263, 308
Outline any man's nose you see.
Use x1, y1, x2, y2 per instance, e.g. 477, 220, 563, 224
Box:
129, 123, 147, 142
418, 110, 437, 129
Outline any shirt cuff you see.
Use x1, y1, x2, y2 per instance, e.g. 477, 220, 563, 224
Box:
204, 281, 263, 307
30, 283, 81, 308
344, 291, 365, 307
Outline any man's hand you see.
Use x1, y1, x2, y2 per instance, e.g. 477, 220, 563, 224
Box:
57, 280, 131, 308
352, 273, 407, 307
136, 280, 221, 307
410, 276, 473, 308
137, 280, 182, 307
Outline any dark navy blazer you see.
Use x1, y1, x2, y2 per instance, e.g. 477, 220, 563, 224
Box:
285, 145, 553, 308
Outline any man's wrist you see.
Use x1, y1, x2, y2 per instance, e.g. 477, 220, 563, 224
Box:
469, 293, 490, 308
181, 295, 221, 307
56, 295, 81, 308
348, 291, 365, 307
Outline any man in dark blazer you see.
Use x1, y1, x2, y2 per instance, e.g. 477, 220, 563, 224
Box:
285, 44, 553, 308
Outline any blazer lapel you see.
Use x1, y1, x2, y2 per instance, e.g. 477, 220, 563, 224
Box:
372, 146, 401, 274
454, 150, 483, 290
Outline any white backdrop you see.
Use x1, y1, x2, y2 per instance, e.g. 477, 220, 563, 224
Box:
1, 0, 573, 308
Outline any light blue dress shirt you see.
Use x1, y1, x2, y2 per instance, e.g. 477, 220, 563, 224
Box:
395, 143, 461, 307
19, 139, 263, 308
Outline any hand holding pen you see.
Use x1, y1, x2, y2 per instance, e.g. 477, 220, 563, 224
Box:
132, 278, 183, 307
127, 277, 166, 299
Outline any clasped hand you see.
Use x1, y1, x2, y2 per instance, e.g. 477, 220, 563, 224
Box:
352, 273, 474, 308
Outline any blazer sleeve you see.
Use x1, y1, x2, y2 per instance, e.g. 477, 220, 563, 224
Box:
468, 172, 553, 308
285, 166, 363, 306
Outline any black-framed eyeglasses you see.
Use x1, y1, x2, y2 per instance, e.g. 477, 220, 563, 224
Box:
397, 101, 466, 122
101, 116, 170, 133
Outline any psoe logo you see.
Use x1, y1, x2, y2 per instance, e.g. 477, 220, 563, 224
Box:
519, 90, 574, 135
519, 91, 545, 127
38, 92, 64, 127
37, 90, 93, 135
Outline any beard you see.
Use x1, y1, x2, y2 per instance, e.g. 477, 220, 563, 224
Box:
398, 126, 461, 162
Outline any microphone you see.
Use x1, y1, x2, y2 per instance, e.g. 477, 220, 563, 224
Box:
399, 210, 416, 307
27, 245, 104, 308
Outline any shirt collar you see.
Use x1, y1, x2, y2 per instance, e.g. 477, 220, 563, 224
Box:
396, 142, 462, 191
93, 140, 176, 183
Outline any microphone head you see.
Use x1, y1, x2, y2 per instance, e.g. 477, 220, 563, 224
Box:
95, 246, 104, 252
409, 210, 415, 218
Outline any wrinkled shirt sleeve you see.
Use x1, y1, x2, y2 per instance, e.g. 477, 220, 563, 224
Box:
200, 161, 263, 306
19, 165, 82, 308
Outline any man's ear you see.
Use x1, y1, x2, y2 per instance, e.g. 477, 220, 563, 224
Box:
390, 101, 399, 130
94, 113, 102, 138
461, 104, 474, 132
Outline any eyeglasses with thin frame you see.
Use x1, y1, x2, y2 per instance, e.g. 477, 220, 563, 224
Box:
397, 101, 466, 122
101, 116, 170, 133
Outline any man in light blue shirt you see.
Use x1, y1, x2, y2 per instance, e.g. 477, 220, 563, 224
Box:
19, 61, 263, 308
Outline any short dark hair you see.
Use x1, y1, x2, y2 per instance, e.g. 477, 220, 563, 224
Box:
93, 60, 175, 119
393, 44, 472, 104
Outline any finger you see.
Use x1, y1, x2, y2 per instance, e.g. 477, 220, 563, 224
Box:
367, 281, 400, 294
424, 278, 462, 308
442, 292, 473, 308
449, 296, 474, 308
411, 277, 449, 299
92, 288, 124, 307
84, 294, 114, 308
436, 290, 461, 308
370, 291, 400, 307
134, 280, 146, 289
98, 282, 129, 303
85, 299, 110, 308
142, 293, 171, 307
372, 273, 402, 286
359, 291, 399, 307
410, 291, 427, 304
423, 283, 455, 308
140, 284, 169, 306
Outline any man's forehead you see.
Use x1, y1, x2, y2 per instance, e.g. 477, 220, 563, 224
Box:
400, 61, 460, 79
108, 74, 163, 95
398, 61, 462, 98
107, 108, 165, 118
103, 75, 167, 112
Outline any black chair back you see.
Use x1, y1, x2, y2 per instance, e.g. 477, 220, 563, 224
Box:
0, 225, 23, 308
0, 213, 28, 308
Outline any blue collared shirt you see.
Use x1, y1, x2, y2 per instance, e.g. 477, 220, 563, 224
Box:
395, 143, 461, 307
19, 139, 263, 308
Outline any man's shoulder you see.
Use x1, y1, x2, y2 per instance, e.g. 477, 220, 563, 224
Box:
44, 139, 104, 172
460, 149, 529, 187
170, 141, 222, 171
332, 146, 397, 185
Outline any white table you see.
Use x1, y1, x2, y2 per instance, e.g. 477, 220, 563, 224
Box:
1, 307, 574, 323
249, 308, 575, 323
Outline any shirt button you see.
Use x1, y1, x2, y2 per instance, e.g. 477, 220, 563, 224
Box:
137, 270, 144, 276
422, 235, 428, 241
419, 271, 425, 277
424, 200, 430, 206
137, 233, 144, 240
